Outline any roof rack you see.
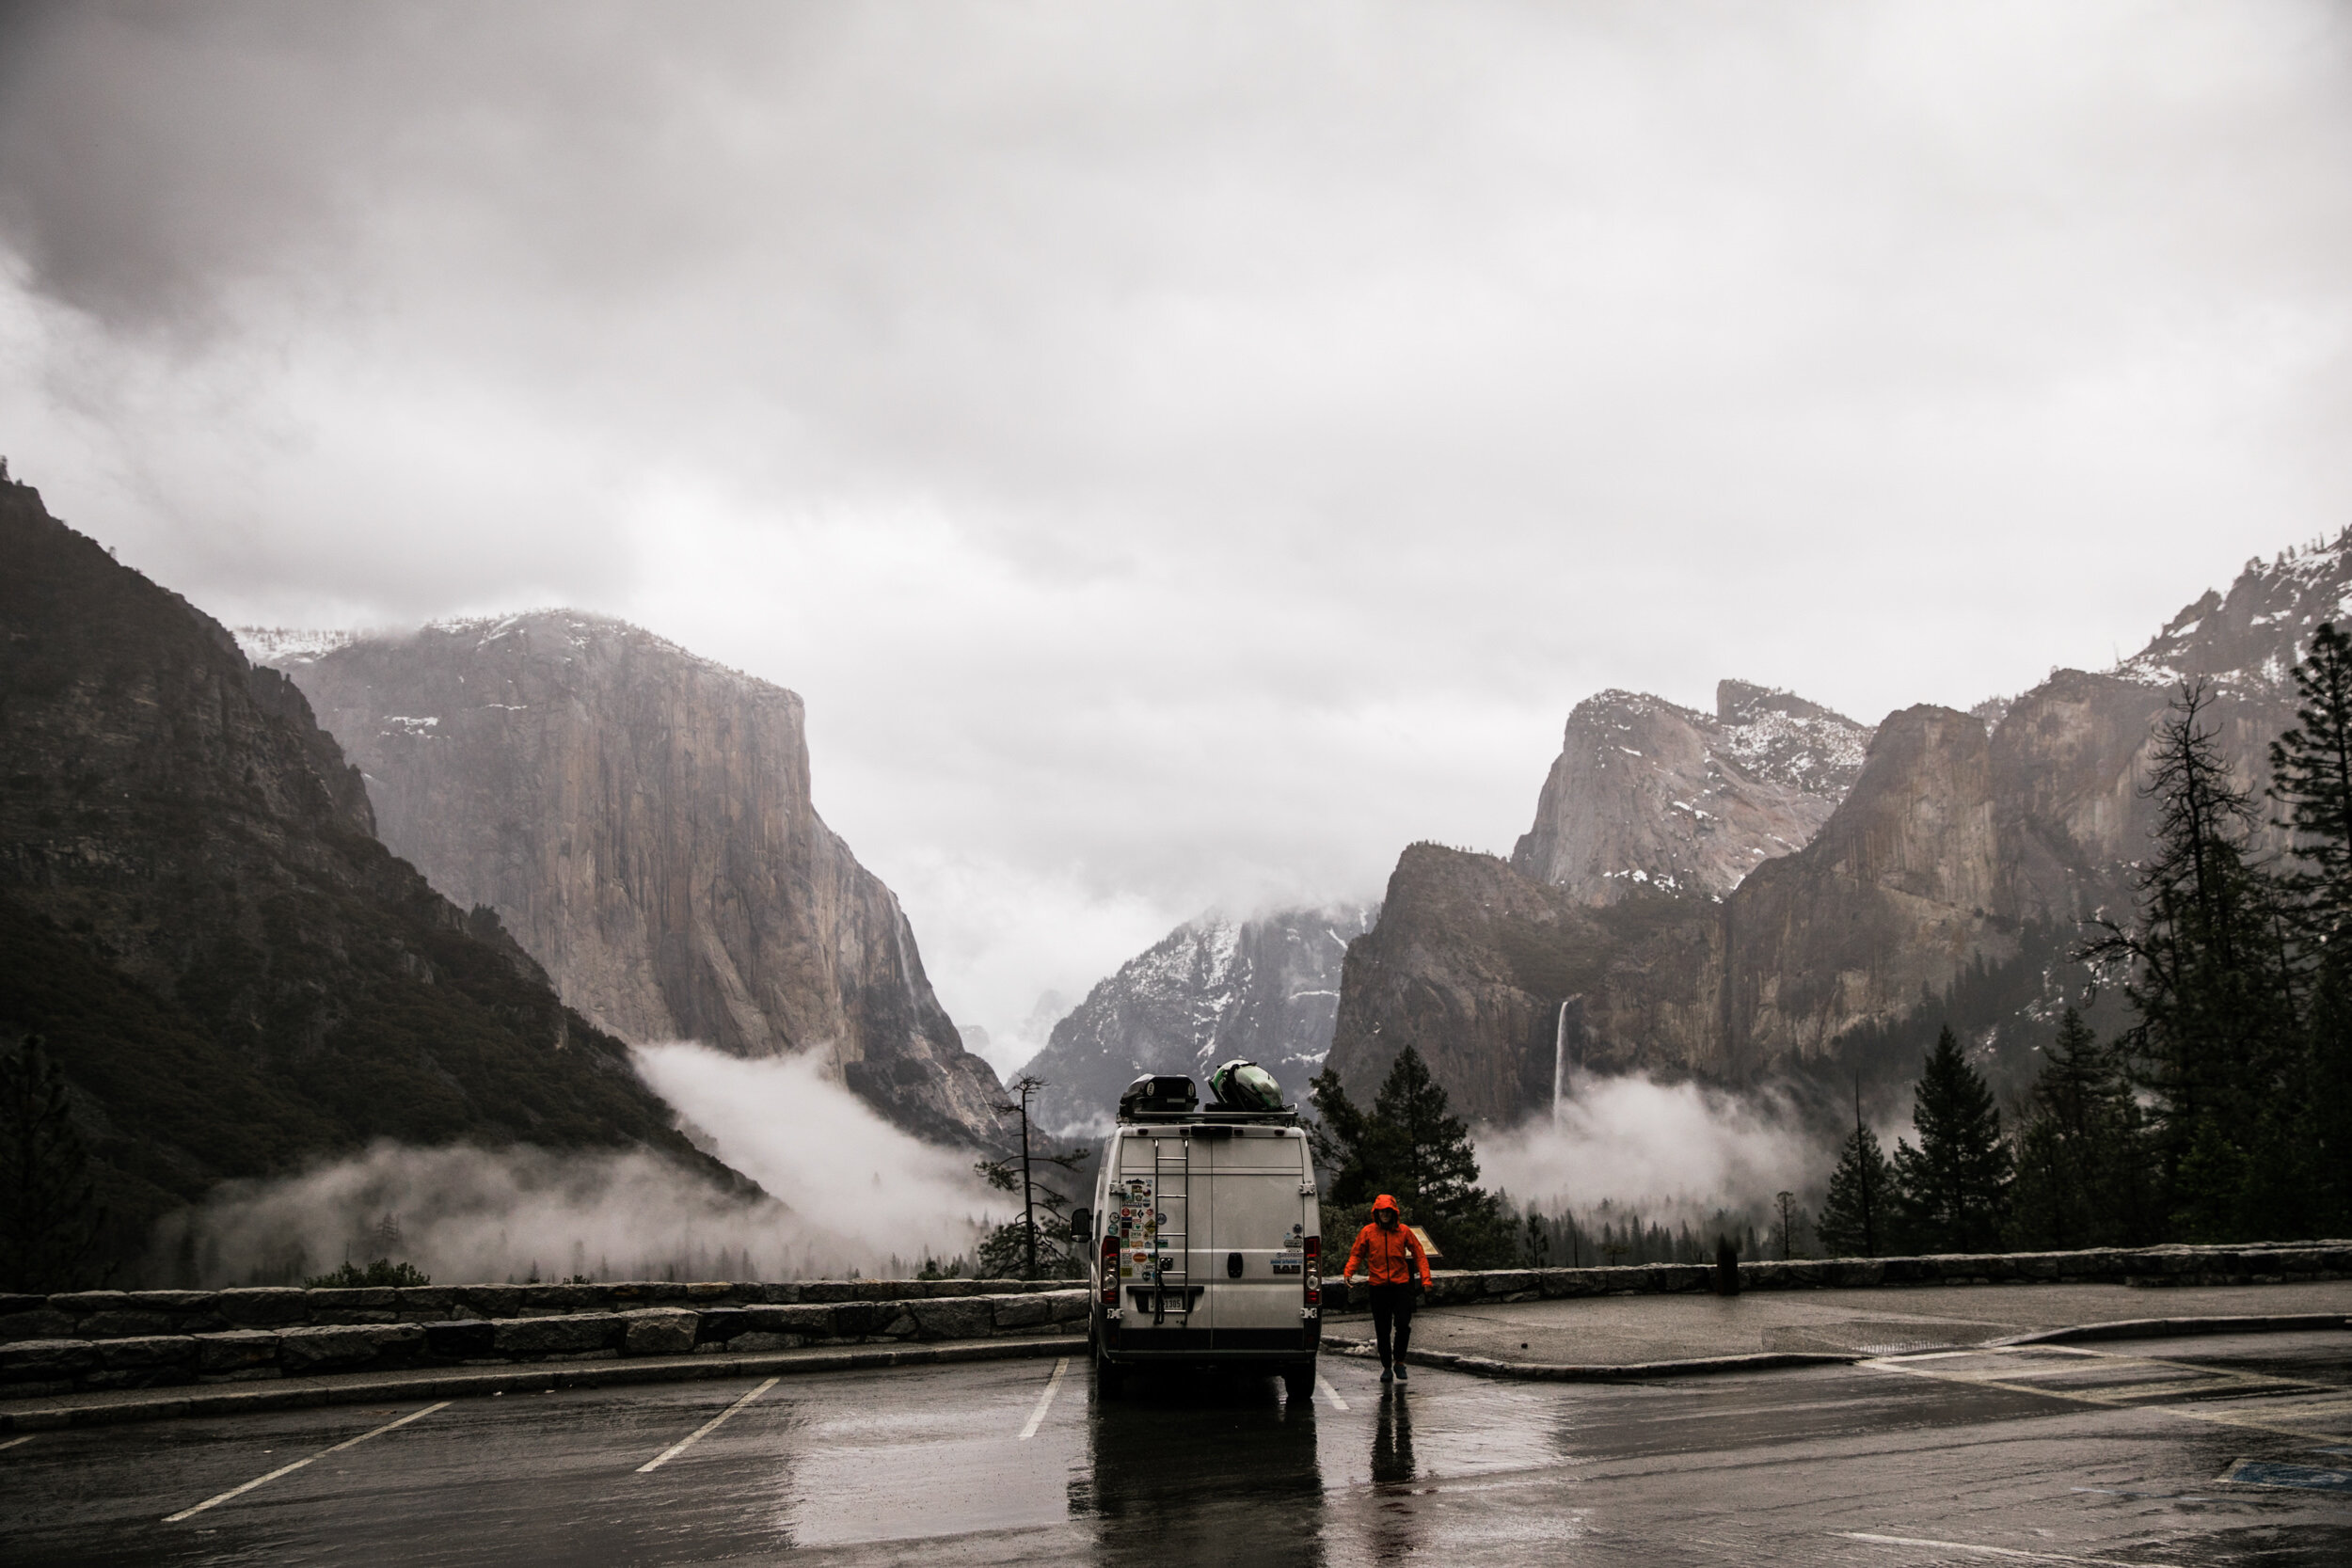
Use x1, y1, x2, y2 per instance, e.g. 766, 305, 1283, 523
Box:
1118, 1106, 1301, 1127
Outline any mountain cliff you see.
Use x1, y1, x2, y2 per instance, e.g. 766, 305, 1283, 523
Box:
1329, 536, 2347, 1123
1025, 905, 1376, 1135
256, 614, 1003, 1145
0, 477, 737, 1251
1511, 681, 1871, 903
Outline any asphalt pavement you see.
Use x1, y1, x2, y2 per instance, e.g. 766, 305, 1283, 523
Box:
1327, 1279, 2352, 1367
3, 1326, 2349, 1565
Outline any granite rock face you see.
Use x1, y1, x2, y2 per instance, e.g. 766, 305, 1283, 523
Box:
1331, 534, 2352, 1121
1511, 681, 1871, 904
1327, 852, 1715, 1124
0, 479, 735, 1243
259, 613, 1002, 1145
1025, 905, 1377, 1135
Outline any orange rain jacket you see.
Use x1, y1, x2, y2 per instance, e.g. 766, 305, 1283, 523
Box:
1342, 1196, 1432, 1287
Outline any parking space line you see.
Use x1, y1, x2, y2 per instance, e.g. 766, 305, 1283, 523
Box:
1018, 1358, 1070, 1440
636, 1377, 779, 1474
1836, 1531, 2170, 1566
163, 1402, 450, 1523
0, 1434, 37, 1453
1317, 1374, 1349, 1412
1861, 1351, 2352, 1443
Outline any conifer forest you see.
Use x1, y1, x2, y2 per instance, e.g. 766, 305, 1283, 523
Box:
1821, 636, 2352, 1258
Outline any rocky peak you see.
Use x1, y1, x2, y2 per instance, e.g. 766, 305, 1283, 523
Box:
1025, 903, 1376, 1136
2117, 530, 2352, 698
260, 610, 1006, 1146
0, 478, 736, 1237
1510, 682, 1873, 905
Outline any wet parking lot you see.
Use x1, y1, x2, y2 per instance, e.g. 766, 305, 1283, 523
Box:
3, 1332, 2348, 1566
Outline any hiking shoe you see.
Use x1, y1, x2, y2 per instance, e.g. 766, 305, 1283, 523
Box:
1379, 1366, 1393, 1383
1394, 1364, 1409, 1381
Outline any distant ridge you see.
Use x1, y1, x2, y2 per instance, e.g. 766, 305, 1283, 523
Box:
0, 475, 743, 1260
1025, 904, 1376, 1136
1332, 532, 2345, 1123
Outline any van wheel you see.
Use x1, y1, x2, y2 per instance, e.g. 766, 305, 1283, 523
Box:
1096, 1352, 1123, 1398
1281, 1363, 1313, 1403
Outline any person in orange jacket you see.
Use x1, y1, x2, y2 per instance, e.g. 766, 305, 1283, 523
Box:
1342, 1194, 1431, 1382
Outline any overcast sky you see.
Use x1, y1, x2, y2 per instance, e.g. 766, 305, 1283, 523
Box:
4, 2, 2348, 1069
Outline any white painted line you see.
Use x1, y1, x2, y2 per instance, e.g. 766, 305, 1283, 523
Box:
1316, 1374, 1349, 1412
1019, 1357, 1070, 1440
1862, 1350, 2352, 1443
0, 1434, 37, 1453
1836, 1531, 2171, 1566
163, 1402, 449, 1523
636, 1377, 779, 1474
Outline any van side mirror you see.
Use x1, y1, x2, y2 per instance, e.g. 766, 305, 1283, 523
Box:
1071, 1207, 1091, 1243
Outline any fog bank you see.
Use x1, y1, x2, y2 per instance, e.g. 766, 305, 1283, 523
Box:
161, 1044, 1010, 1286
1476, 1069, 1827, 1227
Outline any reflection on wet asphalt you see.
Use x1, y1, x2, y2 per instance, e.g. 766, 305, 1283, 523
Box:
4, 1334, 2350, 1566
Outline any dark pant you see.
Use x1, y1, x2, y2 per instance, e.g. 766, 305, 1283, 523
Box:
1368, 1282, 1417, 1366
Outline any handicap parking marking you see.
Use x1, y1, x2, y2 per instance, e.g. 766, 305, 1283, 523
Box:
1017, 1358, 1070, 1441
636, 1377, 780, 1474
2218, 1457, 2352, 1494
163, 1402, 451, 1523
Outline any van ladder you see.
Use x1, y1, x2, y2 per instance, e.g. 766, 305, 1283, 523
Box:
1151, 1132, 1191, 1325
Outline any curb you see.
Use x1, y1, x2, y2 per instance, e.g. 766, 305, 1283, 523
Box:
1323, 1336, 1858, 1381
1990, 1313, 2351, 1348
0, 1335, 1087, 1433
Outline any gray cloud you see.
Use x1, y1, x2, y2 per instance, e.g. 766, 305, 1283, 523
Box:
4, 2, 2349, 1039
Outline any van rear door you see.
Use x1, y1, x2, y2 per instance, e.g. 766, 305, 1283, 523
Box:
1112, 1128, 1209, 1342
1205, 1128, 1311, 1353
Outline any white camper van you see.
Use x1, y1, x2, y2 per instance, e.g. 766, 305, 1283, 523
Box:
1075, 1064, 1322, 1398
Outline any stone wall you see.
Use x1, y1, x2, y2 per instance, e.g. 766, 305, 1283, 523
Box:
1328, 1241, 2352, 1310
0, 1284, 1089, 1400
0, 1276, 1073, 1343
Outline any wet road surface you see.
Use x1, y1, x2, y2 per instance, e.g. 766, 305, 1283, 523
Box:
2, 1331, 2347, 1565
1332, 1279, 2352, 1366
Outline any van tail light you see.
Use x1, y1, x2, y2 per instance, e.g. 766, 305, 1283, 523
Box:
1101, 1232, 1120, 1307
1303, 1235, 1320, 1307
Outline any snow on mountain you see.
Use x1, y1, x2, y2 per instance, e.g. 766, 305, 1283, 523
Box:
1025, 904, 1376, 1137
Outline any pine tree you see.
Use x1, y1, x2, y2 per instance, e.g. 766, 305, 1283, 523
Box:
1367, 1046, 1479, 1217
2089, 680, 2296, 1237
1309, 1047, 1512, 1266
2270, 621, 2352, 941
1817, 1083, 1894, 1258
2268, 626, 2352, 1233
1307, 1064, 1376, 1205
975, 1074, 1089, 1279
2007, 1008, 2153, 1250
1892, 1026, 2013, 1254
2306, 954, 2352, 1234
0, 1036, 105, 1291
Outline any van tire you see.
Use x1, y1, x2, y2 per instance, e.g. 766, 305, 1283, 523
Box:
1095, 1351, 1123, 1398
1281, 1363, 1313, 1403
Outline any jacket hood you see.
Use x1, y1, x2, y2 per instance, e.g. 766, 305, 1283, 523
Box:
1371, 1194, 1399, 1212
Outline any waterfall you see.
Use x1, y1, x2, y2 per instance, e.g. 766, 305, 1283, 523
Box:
1552, 999, 1570, 1125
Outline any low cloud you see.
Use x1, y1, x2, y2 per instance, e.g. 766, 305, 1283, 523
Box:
162, 1043, 1014, 1286
8, 5, 2344, 1053
1475, 1069, 1827, 1228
